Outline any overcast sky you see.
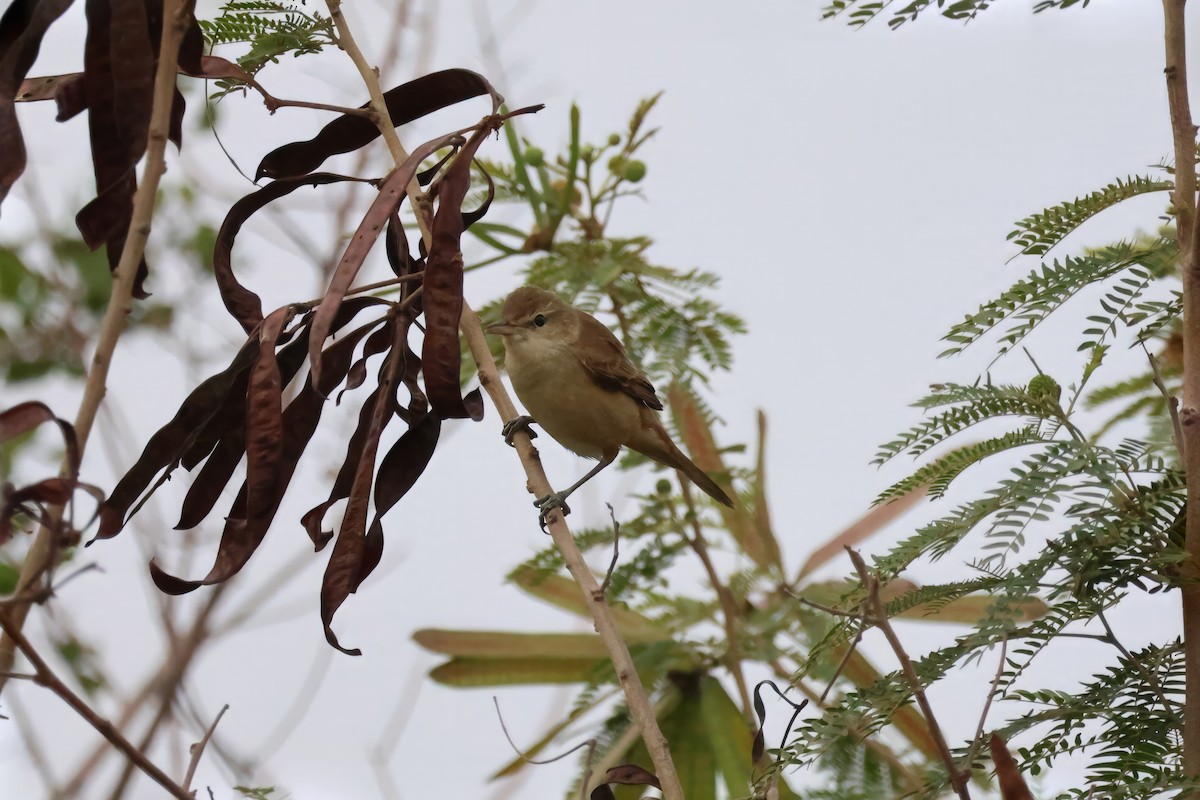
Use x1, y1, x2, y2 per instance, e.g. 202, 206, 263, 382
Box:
0, 1, 1186, 798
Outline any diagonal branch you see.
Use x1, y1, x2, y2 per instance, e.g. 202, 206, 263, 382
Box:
0, 0, 199, 695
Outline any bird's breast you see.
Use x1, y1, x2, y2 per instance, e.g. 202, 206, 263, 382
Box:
506, 339, 640, 459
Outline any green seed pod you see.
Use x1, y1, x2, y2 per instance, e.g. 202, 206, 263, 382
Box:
607, 133, 621, 146
608, 155, 627, 174
656, 479, 672, 495
623, 160, 647, 183
524, 147, 544, 167
1027, 374, 1061, 402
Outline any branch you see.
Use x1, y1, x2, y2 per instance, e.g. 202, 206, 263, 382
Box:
460, 305, 684, 800
182, 704, 229, 792
1162, 0, 1200, 786
317, 3, 682, 794
678, 479, 754, 727
0, 0, 198, 692
0, 618, 193, 800
846, 548, 971, 799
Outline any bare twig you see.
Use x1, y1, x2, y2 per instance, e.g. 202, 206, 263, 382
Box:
846, 548, 971, 799
314, 0, 681, 792
1142, 341, 1184, 460
182, 704, 229, 792
493, 697, 597, 765
678, 479, 755, 727
598, 504, 621, 595
0, 619, 193, 800
0, 0, 198, 691
770, 658, 922, 791
958, 638, 1008, 774
462, 307, 683, 799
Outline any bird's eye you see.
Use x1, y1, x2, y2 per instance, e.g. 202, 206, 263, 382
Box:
533, 314, 547, 327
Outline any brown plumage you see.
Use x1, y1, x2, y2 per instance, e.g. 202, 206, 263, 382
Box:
487, 286, 734, 513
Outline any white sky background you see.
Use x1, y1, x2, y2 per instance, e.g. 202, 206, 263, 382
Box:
0, 0, 1188, 797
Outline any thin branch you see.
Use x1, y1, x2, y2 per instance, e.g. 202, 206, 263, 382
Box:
959, 638, 1008, 774
770, 658, 922, 792
598, 504, 621, 596
492, 697, 596, 765
847, 548, 971, 799
182, 703, 229, 792
677, 478, 754, 728
0, 0, 197, 691
1142, 341, 1184, 460
461, 304, 684, 799
0, 619, 193, 800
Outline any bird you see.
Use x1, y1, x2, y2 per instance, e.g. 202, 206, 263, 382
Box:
486, 286, 734, 519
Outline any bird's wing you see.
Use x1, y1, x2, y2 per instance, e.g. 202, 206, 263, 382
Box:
576, 314, 664, 411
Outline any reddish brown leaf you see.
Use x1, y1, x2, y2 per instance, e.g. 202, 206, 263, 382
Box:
421, 125, 500, 420
0, 0, 75, 210
0, 400, 56, 440
990, 733, 1034, 800
256, 68, 502, 181
351, 410, 441, 592
338, 322, 396, 402
0, 401, 80, 475
73, 0, 158, 297
1, 478, 72, 543
590, 765, 661, 800
92, 338, 260, 541
299, 320, 391, 547
306, 130, 467, 390
321, 382, 393, 654
214, 172, 373, 333
241, 307, 291, 537
176, 17, 203, 74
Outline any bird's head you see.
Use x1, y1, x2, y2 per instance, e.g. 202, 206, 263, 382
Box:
486, 286, 576, 348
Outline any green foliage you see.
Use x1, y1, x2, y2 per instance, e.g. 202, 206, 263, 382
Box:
795, 130, 1189, 796
1008, 176, 1173, 257
199, 1, 335, 98
821, 0, 1089, 29
940, 238, 1175, 360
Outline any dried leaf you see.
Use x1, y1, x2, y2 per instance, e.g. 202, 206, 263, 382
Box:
0, 0, 75, 211
214, 173, 373, 333
421, 123, 497, 420
321, 372, 396, 654
74, 0, 156, 297
92, 338, 260, 541
590, 765, 661, 800
306, 129, 465, 390
256, 68, 502, 180
667, 384, 777, 569
990, 733, 1034, 800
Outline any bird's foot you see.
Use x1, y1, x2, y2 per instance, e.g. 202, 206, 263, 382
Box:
502, 415, 538, 447
535, 492, 571, 532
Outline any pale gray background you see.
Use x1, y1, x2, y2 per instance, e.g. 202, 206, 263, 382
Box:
0, 1, 1184, 797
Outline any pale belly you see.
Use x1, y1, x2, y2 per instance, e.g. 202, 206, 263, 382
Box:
508, 350, 640, 459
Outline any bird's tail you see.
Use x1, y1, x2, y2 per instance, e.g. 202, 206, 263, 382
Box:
631, 415, 734, 508
672, 450, 735, 508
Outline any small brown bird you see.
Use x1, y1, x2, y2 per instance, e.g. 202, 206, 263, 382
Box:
486, 286, 734, 517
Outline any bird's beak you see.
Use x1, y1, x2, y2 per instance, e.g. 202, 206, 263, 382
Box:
485, 322, 520, 336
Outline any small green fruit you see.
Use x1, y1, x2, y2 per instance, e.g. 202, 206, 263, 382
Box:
579, 145, 595, 161
608, 155, 626, 174
524, 147, 544, 167
656, 479, 672, 495
607, 133, 621, 146
1027, 374, 1061, 402
623, 160, 647, 183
